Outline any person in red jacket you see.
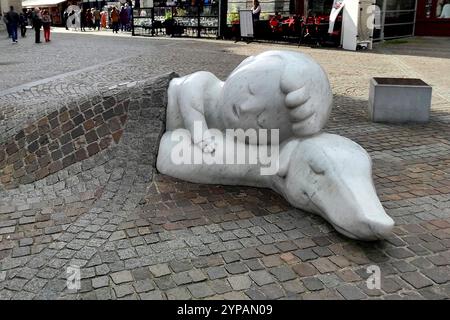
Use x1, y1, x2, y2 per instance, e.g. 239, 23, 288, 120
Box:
41, 9, 51, 42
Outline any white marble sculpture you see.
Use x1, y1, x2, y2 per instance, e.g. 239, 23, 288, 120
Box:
166, 50, 333, 151
157, 50, 394, 240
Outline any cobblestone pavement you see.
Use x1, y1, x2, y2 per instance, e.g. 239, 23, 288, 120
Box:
0, 31, 450, 300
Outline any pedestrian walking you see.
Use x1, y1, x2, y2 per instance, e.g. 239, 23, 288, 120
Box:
126, 3, 132, 31
31, 7, 42, 43
86, 8, 93, 29
80, 8, 86, 31
93, 8, 101, 31
5, 6, 19, 43
119, 6, 128, 32
100, 10, 107, 29
110, 7, 119, 33
42, 9, 51, 42
19, 9, 28, 37
63, 10, 69, 30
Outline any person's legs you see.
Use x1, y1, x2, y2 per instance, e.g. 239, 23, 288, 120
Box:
21, 24, 26, 37
11, 24, 18, 42
35, 27, 40, 43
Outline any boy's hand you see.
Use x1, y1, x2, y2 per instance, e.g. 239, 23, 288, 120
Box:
197, 138, 216, 154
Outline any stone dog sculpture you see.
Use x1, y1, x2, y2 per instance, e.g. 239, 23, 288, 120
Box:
157, 50, 394, 241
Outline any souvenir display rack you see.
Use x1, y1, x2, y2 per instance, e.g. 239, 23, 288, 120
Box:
132, 1, 219, 38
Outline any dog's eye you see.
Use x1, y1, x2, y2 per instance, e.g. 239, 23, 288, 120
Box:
309, 163, 325, 175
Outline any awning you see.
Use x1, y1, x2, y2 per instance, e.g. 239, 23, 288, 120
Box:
22, 0, 66, 8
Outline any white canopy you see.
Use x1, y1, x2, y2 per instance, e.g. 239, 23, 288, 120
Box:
22, 0, 66, 8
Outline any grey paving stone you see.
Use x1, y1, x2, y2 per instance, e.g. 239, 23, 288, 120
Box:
207, 266, 228, 280
154, 275, 176, 290
239, 248, 262, 259
187, 282, 215, 299
221, 252, 240, 263
95, 264, 111, 276
381, 277, 403, 293
311, 246, 333, 257
210, 279, 232, 294
140, 290, 166, 300
260, 283, 285, 299
225, 262, 248, 274
386, 247, 414, 259
401, 272, 434, 289
275, 241, 298, 252
166, 287, 192, 300
249, 270, 275, 286
228, 275, 252, 291
148, 263, 171, 277
301, 277, 324, 291
110, 270, 133, 284
269, 266, 297, 282
245, 287, 267, 300
133, 279, 155, 293
336, 285, 367, 300
245, 259, 265, 271
169, 259, 193, 273
293, 249, 318, 261
392, 260, 417, 273
92, 276, 110, 289
172, 271, 193, 285
11, 247, 31, 258
257, 245, 279, 256
218, 231, 237, 241
422, 267, 450, 284
282, 279, 306, 294
118, 248, 137, 260
188, 269, 207, 282
131, 267, 152, 280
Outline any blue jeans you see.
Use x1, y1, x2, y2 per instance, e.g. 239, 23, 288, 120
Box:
10, 23, 18, 41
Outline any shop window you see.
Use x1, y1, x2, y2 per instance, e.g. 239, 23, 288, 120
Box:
383, 21, 414, 36
307, 0, 334, 16
424, 0, 433, 17
384, 10, 415, 23
385, 0, 416, 10
435, 0, 450, 18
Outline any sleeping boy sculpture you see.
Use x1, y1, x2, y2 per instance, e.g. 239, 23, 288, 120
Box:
156, 50, 394, 241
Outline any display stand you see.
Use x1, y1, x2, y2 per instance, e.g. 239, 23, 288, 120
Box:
132, 1, 219, 38
239, 10, 254, 43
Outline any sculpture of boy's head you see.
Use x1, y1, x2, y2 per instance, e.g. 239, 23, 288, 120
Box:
219, 50, 333, 144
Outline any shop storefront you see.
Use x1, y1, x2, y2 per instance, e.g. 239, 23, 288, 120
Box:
372, 0, 417, 40
224, 0, 340, 45
132, 0, 219, 37
22, 0, 82, 25
415, 0, 450, 36
129, 0, 449, 43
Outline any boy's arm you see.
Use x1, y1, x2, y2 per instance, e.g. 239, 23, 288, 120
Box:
178, 84, 215, 153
